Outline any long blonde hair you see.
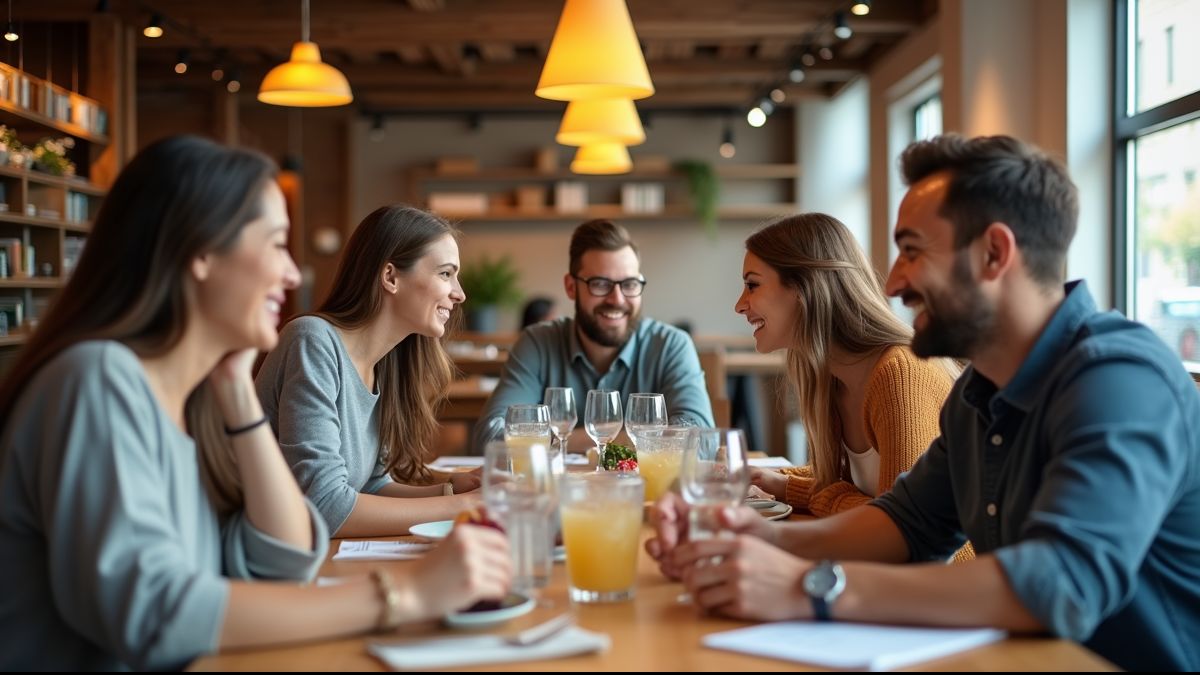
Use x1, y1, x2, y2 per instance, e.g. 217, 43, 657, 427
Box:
314, 205, 458, 484
746, 213, 945, 489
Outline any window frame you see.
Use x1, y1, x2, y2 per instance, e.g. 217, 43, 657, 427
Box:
1113, 0, 1200, 378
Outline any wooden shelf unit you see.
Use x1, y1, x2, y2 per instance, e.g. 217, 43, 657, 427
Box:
409, 162, 800, 225
0, 65, 109, 345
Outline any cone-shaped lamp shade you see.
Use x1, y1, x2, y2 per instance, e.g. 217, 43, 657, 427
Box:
556, 98, 646, 147
570, 142, 632, 174
258, 41, 353, 107
536, 0, 654, 101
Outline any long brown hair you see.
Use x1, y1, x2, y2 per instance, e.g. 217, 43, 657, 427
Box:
746, 213, 950, 489
315, 205, 458, 484
0, 135, 277, 513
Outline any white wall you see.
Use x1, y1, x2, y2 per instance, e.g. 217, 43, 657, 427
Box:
348, 113, 796, 334
796, 78, 872, 248
869, 0, 1113, 308
1065, 0, 1113, 309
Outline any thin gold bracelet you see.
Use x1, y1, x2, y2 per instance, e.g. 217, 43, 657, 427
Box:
370, 569, 402, 632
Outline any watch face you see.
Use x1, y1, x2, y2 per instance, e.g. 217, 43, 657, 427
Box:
804, 563, 837, 596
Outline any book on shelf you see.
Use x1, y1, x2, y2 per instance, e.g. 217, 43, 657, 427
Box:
0, 297, 24, 332
66, 192, 90, 223
0, 238, 22, 278
427, 192, 487, 215
62, 237, 85, 276
554, 181, 587, 213
620, 183, 665, 214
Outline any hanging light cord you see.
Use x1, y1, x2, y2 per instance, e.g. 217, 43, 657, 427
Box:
301, 0, 310, 42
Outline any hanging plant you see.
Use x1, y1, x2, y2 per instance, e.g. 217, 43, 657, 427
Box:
674, 160, 718, 239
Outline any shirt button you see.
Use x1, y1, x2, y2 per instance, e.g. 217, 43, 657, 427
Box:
987, 503, 998, 516
990, 434, 1003, 446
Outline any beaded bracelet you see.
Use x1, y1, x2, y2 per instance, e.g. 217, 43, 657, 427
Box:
370, 569, 403, 632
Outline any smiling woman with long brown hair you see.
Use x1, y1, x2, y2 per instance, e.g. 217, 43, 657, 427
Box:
0, 138, 509, 671
255, 204, 483, 537
738, 213, 960, 522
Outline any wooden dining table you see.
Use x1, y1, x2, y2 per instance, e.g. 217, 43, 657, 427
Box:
189, 525, 1117, 672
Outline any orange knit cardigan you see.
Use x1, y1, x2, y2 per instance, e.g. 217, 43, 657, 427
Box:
777, 345, 973, 562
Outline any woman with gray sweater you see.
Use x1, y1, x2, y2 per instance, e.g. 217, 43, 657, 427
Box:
256, 205, 482, 537
0, 138, 510, 671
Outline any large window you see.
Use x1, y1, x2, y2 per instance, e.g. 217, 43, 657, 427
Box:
1117, 0, 1200, 370
912, 94, 942, 143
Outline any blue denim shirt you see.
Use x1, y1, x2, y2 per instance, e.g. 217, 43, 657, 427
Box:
873, 281, 1200, 671
470, 316, 714, 453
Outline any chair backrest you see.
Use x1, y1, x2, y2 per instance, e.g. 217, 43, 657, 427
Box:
697, 346, 731, 427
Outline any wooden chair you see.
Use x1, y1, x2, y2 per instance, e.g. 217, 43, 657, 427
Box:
698, 346, 731, 428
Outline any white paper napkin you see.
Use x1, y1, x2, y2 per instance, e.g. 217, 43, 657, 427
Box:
368, 626, 610, 670
332, 540, 434, 561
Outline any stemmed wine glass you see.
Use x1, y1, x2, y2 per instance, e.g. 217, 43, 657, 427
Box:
543, 387, 576, 475
584, 389, 622, 470
625, 393, 667, 451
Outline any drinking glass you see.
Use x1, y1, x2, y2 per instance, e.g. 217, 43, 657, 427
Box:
678, 428, 750, 541
625, 393, 667, 451
543, 387, 576, 475
482, 440, 555, 592
584, 389, 622, 469
504, 404, 552, 476
559, 472, 644, 603
636, 426, 690, 502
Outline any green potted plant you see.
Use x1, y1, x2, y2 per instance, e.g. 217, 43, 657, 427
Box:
674, 159, 719, 239
459, 254, 522, 333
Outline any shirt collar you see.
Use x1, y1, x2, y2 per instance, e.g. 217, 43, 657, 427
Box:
568, 317, 644, 373
963, 279, 1096, 414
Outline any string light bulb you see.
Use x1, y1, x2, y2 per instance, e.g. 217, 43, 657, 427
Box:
143, 13, 164, 38
4, 0, 17, 41
719, 123, 735, 158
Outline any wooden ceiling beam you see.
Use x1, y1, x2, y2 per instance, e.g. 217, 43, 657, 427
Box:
137, 57, 866, 88
358, 85, 826, 110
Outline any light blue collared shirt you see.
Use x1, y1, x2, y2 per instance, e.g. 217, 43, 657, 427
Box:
471, 316, 714, 453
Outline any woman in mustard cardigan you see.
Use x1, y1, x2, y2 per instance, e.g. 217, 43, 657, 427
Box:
738, 214, 964, 550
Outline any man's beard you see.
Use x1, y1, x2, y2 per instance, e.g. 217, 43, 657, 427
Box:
910, 252, 995, 359
575, 296, 640, 348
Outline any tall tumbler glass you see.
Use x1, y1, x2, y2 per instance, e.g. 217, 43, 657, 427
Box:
679, 428, 750, 541
559, 472, 644, 603
504, 404, 552, 477
483, 440, 555, 593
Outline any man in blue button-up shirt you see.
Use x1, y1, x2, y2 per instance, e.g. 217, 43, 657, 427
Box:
471, 219, 713, 453
650, 135, 1200, 671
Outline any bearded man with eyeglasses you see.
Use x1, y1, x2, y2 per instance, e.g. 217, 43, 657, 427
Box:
472, 219, 714, 453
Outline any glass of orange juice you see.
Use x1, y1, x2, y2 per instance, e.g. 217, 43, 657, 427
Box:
636, 426, 690, 502
559, 472, 644, 603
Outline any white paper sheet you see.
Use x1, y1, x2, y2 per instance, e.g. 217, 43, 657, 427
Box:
331, 540, 434, 561
703, 622, 1006, 671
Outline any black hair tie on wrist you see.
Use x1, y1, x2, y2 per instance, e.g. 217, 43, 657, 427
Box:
224, 417, 269, 436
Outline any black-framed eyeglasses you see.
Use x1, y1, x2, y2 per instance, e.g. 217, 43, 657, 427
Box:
572, 275, 647, 298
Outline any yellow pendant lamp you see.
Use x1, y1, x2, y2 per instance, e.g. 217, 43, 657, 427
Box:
556, 98, 645, 147
570, 142, 632, 175
258, 0, 352, 107
536, 0, 654, 101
